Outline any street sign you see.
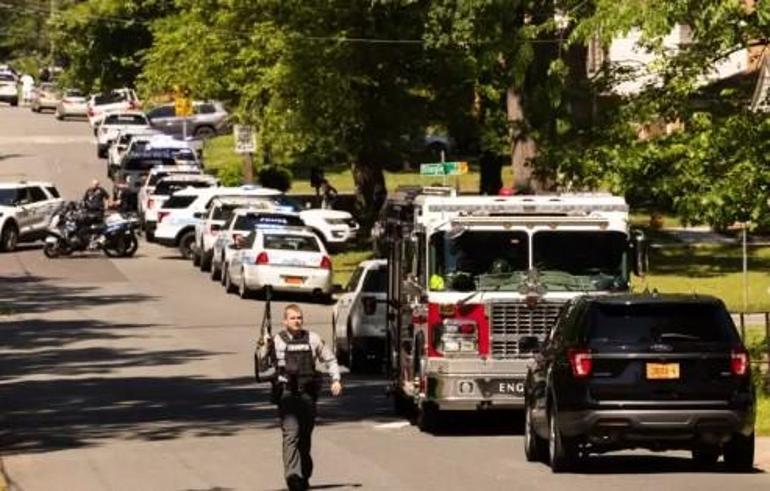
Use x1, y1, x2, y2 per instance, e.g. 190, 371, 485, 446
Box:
233, 125, 256, 154
174, 96, 193, 117
420, 161, 468, 176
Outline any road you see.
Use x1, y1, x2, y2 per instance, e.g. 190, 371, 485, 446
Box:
1, 104, 770, 490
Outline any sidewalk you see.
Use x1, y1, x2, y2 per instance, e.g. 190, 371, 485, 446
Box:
758, 437, 770, 471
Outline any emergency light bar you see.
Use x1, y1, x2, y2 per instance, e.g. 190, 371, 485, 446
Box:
451, 216, 611, 227
427, 202, 628, 214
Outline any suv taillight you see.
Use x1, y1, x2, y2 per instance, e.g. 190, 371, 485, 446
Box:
731, 349, 749, 376
157, 211, 170, 223
87, 107, 94, 117
147, 198, 154, 209
320, 255, 332, 270
255, 252, 269, 265
568, 349, 592, 378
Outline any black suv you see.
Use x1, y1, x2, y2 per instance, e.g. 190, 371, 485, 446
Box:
524, 294, 755, 473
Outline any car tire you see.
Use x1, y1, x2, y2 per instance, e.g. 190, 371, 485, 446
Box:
210, 259, 221, 281
0, 223, 19, 252
145, 230, 155, 243
192, 249, 201, 267
220, 259, 228, 286
200, 251, 212, 272
223, 267, 236, 294
178, 231, 196, 260
347, 323, 363, 373
723, 432, 754, 472
416, 401, 440, 433
55, 111, 63, 121
392, 389, 415, 417
691, 444, 720, 469
548, 404, 578, 473
238, 270, 252, 299
524, 401, 549, 463
11, 98, 18, 107
194, 125, 216, 139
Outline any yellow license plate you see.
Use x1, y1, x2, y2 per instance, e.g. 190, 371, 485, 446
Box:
284, 276, 304, 285
646, 363, 680, 380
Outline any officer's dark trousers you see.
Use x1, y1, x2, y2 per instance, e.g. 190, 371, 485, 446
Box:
280, 391, 316, 487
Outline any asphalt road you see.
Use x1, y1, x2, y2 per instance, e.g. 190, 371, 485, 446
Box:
2, 104, 770, 490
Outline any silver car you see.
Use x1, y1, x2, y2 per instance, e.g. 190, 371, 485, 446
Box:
55, 89, 88, 120
30, 83, 60, 113
332, 259, 387, 372
146, 101, 230, 139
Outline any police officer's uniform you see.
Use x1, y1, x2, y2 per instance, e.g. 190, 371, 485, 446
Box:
273, 329, 340, 491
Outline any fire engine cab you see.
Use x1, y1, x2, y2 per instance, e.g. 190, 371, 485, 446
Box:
380, 186, 644, 431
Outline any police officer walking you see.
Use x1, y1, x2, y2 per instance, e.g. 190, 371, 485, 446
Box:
274, 304, 342, 491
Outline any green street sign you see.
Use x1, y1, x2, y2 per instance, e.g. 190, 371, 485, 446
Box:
420, 161, 468, 176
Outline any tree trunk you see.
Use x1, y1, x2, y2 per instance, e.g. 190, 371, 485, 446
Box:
352, 157, 387, 230
507, 87, 538, 192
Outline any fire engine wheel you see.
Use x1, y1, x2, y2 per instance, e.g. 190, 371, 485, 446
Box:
392, 389, 415, 417
416, 401, 441, 433
524, 402, 548, 463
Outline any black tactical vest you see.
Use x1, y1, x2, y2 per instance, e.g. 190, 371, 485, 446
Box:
280, 330, 318, 393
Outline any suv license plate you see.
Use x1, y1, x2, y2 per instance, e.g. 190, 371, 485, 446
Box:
283, 276, 304, 285
646, 363, 680, 380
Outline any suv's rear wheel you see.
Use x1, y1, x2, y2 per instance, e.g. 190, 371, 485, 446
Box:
723, 432, 754, 472
178, 231, 195, 259
0, 223, 19, 252
548, 405, 578, 473
525, 402, 549, 463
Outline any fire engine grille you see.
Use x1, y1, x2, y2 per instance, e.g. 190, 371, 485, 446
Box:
489, 302, 563, 359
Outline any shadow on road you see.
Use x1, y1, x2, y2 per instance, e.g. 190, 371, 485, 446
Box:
572, 454, 765, 475
0, 275, 153, 315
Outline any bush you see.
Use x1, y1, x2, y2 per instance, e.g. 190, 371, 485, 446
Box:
258, 166, 293, 192
214, 161, 243, 186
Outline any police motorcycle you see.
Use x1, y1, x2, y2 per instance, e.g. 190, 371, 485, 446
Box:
43, 201, 140, 258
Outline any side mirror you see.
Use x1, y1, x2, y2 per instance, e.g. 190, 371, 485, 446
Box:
362, 296, 377, 315
518, 335, 541, 353
331, 284, 344, 294
193, 211, 204, 219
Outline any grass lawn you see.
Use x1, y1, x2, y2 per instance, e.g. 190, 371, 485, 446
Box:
632, 245, 770, 312
202, 135, 514, 194
758, 395, 770, 436
331, 247, 374, 287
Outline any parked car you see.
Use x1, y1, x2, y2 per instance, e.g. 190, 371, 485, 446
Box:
212, 209, 304, 285
141, 173, 217, 241
195, 196, 276, 274
137, 165, 204, 213
95, 111, 152, 158
225, 224, 333, 300
107, 128, 164, 178
272, 195, 359, 250
0, 181, 63, 252
87, 88, 140, 128
30, 83, 60, 113
332, 259, 387, 372
0, 72, 19, 107
523, 293, 755, 473
54, 89, 88, 120
155, 185, 279, 259
146, 101, 230, 139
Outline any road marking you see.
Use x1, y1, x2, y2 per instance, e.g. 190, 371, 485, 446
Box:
373, 421, 411, 429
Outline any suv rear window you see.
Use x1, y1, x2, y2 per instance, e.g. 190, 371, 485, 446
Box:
104, 114, 147, 125
162, 195, 197, 209
154, 180, 211, 195
587, 302, 738, 346
45, 186, 60, 198
263, 234, 320, 252
94, 91, 128, 105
